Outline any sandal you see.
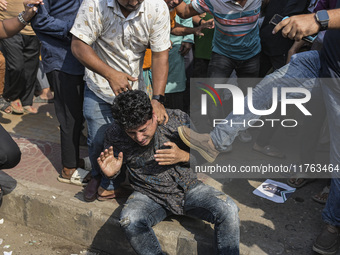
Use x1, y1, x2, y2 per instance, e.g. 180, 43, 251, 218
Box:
23, 105, 38, 114
253, 143, 285, 159
287, 175, 315, 188
312, 186, 330, 204
57, 168, 91, 186
10, 99, 24, 114
0, 96, 12, 114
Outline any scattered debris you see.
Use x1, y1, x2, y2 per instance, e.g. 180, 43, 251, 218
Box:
3, 245, 10, 249
4, 251, 13, 255
0, 219, 4, 224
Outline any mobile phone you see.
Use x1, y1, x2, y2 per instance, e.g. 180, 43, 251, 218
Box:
270, 14, 317, 43
269, 14, 286, 26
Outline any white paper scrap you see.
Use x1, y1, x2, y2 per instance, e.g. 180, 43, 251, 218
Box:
253, 179, 296, 203
4, 251, 13, 255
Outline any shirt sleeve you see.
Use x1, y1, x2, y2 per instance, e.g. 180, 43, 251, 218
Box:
149, 1, 172, 52
70, 0, 103, 46
191, 0, 208, 14
31, 1, 74, 39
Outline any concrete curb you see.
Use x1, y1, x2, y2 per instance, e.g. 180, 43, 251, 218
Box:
0, 174, 223, 255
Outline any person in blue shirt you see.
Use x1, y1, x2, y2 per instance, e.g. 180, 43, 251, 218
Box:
30, 0, 89, 186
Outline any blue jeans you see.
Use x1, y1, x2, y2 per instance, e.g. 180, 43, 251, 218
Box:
211, 50, 321, 151
120, 183, 240, 255
83, 86, 125, 190
321, 80, 340, 226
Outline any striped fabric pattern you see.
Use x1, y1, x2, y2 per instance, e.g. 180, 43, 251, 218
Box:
192, 0, 262, 60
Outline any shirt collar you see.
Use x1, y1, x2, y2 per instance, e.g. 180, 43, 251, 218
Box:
109, 0, 145, 18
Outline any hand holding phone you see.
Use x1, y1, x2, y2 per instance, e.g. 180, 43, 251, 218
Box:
270, 14, 317, 43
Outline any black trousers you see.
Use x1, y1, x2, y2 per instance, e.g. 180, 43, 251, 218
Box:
0, 124, 21, 170
1, 34, 40, 106
46, 71, 84, 169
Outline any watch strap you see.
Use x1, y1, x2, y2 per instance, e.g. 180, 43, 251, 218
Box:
316, 10, 329, 31
18, 12, 28, 25
152, 95, 165, 104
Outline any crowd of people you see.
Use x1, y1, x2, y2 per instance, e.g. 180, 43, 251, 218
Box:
0, 0, 340, 254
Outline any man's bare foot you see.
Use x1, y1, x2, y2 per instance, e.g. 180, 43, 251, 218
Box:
39, 88, 54, 100
97, 146, 123, 178
23, 105, 38, 114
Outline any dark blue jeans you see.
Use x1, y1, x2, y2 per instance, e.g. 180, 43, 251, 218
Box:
321, 80, 340, 227
120, 183, 240, 255
207, 52, 260, 119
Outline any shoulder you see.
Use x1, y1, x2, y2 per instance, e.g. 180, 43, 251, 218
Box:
104, 122, 125, 142
143, 0, 169, 14
165, 109, 190, 127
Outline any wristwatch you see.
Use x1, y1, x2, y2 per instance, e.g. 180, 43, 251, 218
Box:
152, 95, 165, 104
18, 11, 28, 25
315, 10, 329, 31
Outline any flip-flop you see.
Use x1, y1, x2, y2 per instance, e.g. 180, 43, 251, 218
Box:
23, 106, 38, 114
0, 96, 12, 114
34, 96, 54, 103
10, 100, 24, 114
97, 188, 132, 201
287, 176, 315, 188
57, 168, 91, 186
312, 186, 330, 204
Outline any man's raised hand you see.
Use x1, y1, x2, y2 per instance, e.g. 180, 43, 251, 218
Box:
97, 146, 123, 178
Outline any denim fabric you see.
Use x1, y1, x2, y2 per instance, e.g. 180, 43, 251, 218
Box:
120, 183, 239, 255
83, 86, 124, 190
208, 52, 260, 80
207, 52, 260, 121
211, 50, 321, 151
321, 81, 340, 226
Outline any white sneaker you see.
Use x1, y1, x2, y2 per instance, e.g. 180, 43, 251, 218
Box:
238, 130, 252, 143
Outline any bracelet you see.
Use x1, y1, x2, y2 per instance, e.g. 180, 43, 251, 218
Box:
198, 18, 203, 26
18, 11, 28, 25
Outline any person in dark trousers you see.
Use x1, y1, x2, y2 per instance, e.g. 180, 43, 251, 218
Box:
31, 0, 89, 185
0, 0, 43, 207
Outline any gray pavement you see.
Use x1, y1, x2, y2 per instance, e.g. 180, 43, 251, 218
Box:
0, 101, 336, 255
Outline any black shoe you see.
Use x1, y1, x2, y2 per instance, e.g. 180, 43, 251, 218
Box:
313, 224, 340, 255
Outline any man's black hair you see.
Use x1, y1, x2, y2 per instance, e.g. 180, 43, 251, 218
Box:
112, 90, 153, 130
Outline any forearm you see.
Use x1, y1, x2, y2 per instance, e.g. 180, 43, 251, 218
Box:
171, 25, 198, 36
71, 36, 118, 82
327, 9, 340, 29
151, 50, 168, 96
0, 18, 26, 39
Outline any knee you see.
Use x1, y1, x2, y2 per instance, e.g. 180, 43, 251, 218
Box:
217, 197, 239, 224
120, 209, 148, 234
0, 144, 21, 170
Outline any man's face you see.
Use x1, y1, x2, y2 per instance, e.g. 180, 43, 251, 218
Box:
125, 114, 158, 146
164, 0, 183, 10
117, 0, 144, 12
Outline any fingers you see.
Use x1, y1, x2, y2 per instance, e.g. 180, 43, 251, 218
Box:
117, 151, 123, 162
272, 18, 290, 35
155, 149, 171, 155
163, 111, 169, 125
